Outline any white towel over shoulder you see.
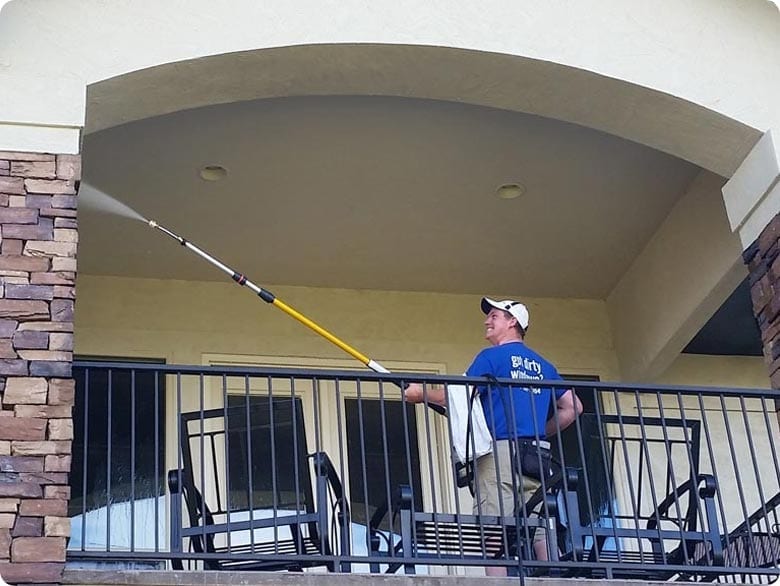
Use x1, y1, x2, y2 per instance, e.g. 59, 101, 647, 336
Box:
446, 380, 493, 464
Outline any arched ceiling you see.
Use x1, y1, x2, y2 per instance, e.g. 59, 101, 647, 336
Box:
79, 93, 703, 298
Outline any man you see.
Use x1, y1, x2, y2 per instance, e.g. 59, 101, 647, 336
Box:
405, 297, 582, 574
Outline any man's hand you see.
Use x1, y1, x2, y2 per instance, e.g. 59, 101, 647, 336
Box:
404, 383, 425, 403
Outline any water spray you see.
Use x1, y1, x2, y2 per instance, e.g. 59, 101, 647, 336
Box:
147, 219, 393, 375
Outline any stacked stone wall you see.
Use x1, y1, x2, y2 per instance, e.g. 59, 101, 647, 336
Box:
744, 212, 780, 389
0, 151, 78, 584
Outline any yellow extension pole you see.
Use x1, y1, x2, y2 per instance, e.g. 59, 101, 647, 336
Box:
148, 219, 391, 374
270, 298, 371, 366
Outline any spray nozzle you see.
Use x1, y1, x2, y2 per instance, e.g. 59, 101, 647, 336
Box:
148, 219, 185, 245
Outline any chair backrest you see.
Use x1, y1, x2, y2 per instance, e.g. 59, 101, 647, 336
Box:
179, 398, 315, 521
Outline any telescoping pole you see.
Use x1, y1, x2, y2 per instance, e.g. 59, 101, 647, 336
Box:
148, 220, 390, 375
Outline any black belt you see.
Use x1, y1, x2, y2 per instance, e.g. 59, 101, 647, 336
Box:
497, 438, 551, 450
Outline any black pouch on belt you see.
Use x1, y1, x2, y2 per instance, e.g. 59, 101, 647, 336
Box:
515, 440, 553, 482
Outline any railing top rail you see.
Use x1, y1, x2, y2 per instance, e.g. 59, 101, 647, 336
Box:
73, 360, 779, 398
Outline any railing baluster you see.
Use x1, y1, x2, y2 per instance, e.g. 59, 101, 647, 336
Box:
353, 377, 372, 559
106, 368, 112, 553
375, 378, 394, 560
651, 390, 683, 563
503, 381, 523, 567
612, 388, 642, 568
154, 369, 160, 553
80, 367, 89, 553
266, 374, 278, 554
675, 392, 711, 561
290, 376, 303, 548
399, 379, 422, 570
332, 376, 350, 568
198, 372, 206, 568
130, 369, 136, 553
739, 394, 769, 570
590, 386, 621, 563
720, 394, 755, 551
222, 373, 231, 557
697, 392, 729, 565
175, 371, 183, 567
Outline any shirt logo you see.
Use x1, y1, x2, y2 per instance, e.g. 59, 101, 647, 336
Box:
510, 355, 542, 374
509, 355, 544, 391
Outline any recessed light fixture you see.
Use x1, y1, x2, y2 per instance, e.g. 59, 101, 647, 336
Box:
199, 165, 228, 182
495, 183, 526, 200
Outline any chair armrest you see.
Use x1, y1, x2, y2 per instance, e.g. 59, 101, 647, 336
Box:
311, 451, 350, 519
168, 468, 183, 566
557, 468, 586, 561
647, 473, 717, 531
167, 469, 181, 494
369, 484, 413, 530
311, 451, 351, 560
644, 473, 723, 566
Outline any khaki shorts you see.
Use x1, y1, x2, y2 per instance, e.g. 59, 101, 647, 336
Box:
472, 440, 545, 545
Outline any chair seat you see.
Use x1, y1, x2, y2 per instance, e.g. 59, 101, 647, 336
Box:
704, 532, 780, 568
555, 549, 690, 581
215, 537, 323, 556
411, 519, 525, 558
587, 548, 678, 565
206, 537, 326, 571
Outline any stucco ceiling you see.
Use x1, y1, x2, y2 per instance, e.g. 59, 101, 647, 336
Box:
79, 95, 701, 299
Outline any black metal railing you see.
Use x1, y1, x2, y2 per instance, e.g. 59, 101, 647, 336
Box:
67, 360, 780, 582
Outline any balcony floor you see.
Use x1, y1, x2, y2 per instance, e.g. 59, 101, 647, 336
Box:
63, 569, 672, 586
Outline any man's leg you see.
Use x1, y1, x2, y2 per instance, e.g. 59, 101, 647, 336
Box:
473, 442, 519, 576
519, 473, 549, 560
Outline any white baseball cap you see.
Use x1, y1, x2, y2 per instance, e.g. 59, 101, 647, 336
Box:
481, 297, 530, 330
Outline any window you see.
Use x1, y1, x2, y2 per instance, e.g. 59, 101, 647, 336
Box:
550, 375, 610, 524
70, 357, 166, 553
344, 397, 423, 529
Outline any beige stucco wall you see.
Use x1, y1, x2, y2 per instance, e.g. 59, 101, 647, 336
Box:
607, 170, 748, 381
654, 354, 770, 388
74, 274, 771, 389
74, 275, 619, 380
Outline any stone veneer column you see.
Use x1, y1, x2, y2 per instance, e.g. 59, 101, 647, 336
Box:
744, 213, 780, 389
0, 151, 79, 584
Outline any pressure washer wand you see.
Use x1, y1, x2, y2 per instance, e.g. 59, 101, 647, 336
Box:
148, 220, 394, 374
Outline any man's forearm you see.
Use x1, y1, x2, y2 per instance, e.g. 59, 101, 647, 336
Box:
545, 390, 583, 436
404, 383, 447, 406
545, 410, 575, 436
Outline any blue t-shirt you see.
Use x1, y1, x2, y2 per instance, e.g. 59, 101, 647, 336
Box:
465, 341, 565, 441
